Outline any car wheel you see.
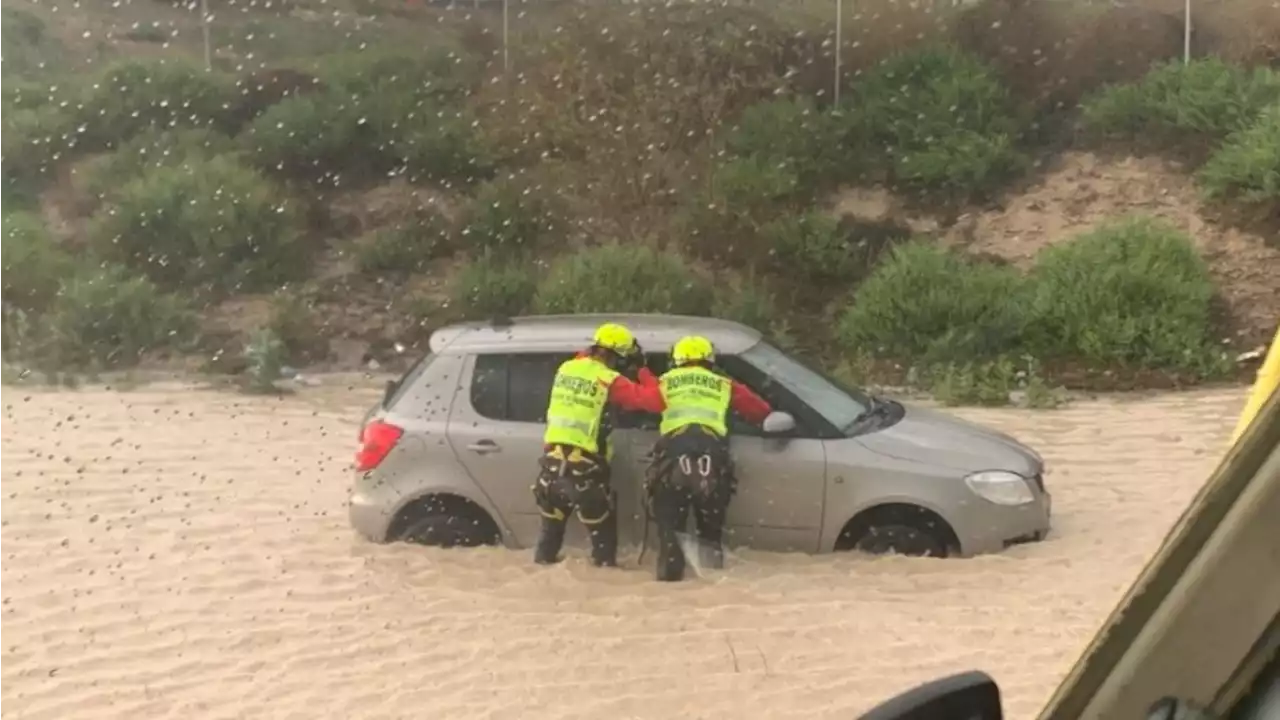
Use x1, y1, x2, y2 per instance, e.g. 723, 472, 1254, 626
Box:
837, 504, 957, 558
402, 511, 497, 548
852, 523, 949, 557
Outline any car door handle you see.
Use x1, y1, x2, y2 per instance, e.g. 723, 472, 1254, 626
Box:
467, 440, 501, 455
635, 453, 655, 464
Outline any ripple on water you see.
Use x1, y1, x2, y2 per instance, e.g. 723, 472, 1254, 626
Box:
1, 383, 1246, 720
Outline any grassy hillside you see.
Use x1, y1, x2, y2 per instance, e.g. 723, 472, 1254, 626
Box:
2, 0, 1278, 405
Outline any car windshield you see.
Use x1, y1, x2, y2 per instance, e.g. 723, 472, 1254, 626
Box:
740, 341, 870, 433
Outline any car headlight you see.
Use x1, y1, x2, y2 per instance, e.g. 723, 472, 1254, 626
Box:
965, 470, 1035, 506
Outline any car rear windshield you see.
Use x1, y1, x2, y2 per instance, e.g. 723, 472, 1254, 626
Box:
384, 352, 437, 409
740, 342, 869, 434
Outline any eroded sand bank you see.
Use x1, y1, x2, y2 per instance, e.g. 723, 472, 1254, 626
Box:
1, 381, 1246, 720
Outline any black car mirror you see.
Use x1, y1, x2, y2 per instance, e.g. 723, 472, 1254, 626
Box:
858, 671, 1003, 720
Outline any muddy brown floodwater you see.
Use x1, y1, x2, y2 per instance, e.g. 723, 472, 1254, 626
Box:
0, 380, 1247, 720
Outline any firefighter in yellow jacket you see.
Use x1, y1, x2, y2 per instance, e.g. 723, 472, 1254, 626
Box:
646, 335, 772, 581
534, 323, 664, 567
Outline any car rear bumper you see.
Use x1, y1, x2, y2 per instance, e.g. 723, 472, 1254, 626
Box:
348, 475, 394, 543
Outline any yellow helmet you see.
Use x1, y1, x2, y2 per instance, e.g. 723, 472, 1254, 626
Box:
672, 335, 715, 365
592, 323, 636, 355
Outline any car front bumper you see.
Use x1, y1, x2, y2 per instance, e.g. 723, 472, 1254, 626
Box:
956, 479, 1052, 556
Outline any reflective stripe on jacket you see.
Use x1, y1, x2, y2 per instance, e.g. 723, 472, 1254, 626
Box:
658, 365, 732, 437
543, 356, 620, 455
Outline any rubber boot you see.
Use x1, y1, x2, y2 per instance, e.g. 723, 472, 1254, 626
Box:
695, 484, 729, 571
698, 541, 725, 570
534, 517, 567, 565
655, 523, 686, 582
586, 511, 618, 567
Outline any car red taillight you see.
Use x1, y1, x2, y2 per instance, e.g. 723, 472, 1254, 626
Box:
355, 420, 404, 472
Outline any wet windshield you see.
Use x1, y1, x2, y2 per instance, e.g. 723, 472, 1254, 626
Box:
741, 341, 869, 431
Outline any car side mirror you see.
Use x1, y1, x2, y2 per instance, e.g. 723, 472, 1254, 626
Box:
762, 411, 796, 435
858, 671, 1002, 720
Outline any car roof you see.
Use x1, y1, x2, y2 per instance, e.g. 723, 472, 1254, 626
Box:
428, 313, 764, 355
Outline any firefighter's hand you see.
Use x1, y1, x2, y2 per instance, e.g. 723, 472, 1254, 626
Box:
622, 343, 646, 374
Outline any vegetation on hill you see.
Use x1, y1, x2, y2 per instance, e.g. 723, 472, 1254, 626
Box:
1, 0, 1277, 406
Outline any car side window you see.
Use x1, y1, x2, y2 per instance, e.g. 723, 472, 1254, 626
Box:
508, 353, 571, 422
468, 352, 573, 423
470, 354, 508, 420
717, 355, 818, 439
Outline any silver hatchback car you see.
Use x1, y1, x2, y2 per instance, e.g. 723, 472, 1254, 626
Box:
349, 314, 1051, 558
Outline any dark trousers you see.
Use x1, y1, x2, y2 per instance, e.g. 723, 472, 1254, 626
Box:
531, 445, 618, 567
646, 426, 735, 582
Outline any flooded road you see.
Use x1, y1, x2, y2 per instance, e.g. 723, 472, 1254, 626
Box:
0, 381, 1245, 720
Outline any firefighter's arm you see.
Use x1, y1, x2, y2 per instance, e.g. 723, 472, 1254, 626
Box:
730, 381, 772, 425
606, 372, 666, 414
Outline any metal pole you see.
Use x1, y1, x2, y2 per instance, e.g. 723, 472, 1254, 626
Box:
201, 0, 212, 71
502, 0, 510, 74
834, 0, 842, 104
1182, 0, 1192, 63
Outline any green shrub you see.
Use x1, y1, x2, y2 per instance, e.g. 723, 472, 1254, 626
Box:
2, 212, 73, 311
451, 252, 538, 318
1198, 104, 1280, 206
711, 273, 779, 332
713, 155, 803, 208
2, 78, 75, 113
1082, 59, 1280, 145
764, 211, 860, 282
81, 127, 237, 205
923, 356, 1062, 409
243, 327, 288, 394
534, 244, 712, 315
88, 155, 303, 294
927, 358, 1019, 407
77, 59, 238, 147
253, 48, 492, 187
242, 92, 384, 180
243, 90, 492, 187
2, 104, 78, 207
1, 305, 40, 363
1026, 216, 1226, 372
1, 82, 76, 200
682, 156, 802, 257
123, 25, 168, 44
395, 111, 495, 188
41, 264, 196, 370
838, 241, 1028, 362
711, 273, 794, 349
463, 175, 560, 253
725, 97, 848, 188
267, 290, 329, 365
353, 214, 453, 275
1, 7, 67, 78
317, 47, 481, 104
846, 45, 1027, 198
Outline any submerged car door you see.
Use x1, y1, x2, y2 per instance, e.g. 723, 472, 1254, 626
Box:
446, 351, 645, 550
621, 353, 828, 554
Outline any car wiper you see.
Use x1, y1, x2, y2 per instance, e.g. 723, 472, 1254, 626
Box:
847, 396, 890, 431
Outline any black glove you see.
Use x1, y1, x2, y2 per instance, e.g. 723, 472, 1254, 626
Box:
619, 343, 645, 378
